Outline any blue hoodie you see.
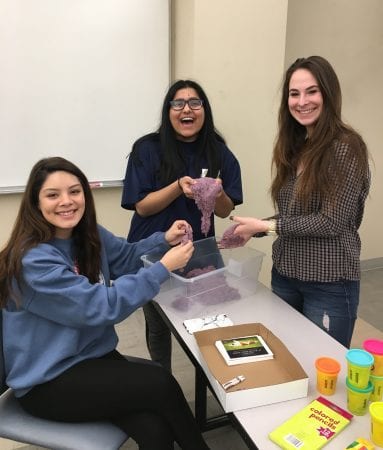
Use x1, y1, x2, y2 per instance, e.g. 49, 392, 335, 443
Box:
3, 225, 170, 397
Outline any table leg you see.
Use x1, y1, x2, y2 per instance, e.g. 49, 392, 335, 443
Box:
152, 302, 238, 432
195, 365, 208, 429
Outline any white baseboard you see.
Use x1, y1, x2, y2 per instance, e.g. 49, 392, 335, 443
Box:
361, 257, 383, 271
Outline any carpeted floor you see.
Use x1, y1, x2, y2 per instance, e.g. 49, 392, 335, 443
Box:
358, 268, 383, 332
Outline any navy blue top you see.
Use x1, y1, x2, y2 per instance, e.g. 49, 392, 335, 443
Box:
121, 135, 243, 242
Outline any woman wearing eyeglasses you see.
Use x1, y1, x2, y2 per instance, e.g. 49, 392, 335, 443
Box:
121, 79, 243, 370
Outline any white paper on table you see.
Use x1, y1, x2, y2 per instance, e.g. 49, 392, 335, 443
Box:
183, 314, 233, 334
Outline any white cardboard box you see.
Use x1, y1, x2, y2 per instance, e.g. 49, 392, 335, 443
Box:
194, 323, 308, 412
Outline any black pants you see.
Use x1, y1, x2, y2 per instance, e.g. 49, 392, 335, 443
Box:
18, 350, 208, 450
143, 301, 172, 371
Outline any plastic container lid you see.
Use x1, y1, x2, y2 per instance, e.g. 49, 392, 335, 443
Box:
346, 378, 373, 393
363, 339, 383, 356
346, 349, 374, 367
370, 373, 383, 380
315, 356, 341, 374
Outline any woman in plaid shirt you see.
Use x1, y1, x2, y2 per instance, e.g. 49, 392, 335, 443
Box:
231, 56, 370, 347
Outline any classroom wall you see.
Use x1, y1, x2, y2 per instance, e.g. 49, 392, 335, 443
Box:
172, 0, 383, 283
0, 0, 381, 287
284, 0, 383, 267
171, 0, 288, 286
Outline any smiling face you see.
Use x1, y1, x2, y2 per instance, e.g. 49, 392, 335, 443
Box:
38, 171, 85, 239
169, 87, 205, 142
288, 68, 323, 136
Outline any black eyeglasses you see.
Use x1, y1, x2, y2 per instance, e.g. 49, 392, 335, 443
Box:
169, 98, 204, 111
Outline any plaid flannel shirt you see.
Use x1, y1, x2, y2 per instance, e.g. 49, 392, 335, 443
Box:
272, 139, 370, 282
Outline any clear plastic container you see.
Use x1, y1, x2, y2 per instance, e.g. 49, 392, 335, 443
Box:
141, 237, 265, 300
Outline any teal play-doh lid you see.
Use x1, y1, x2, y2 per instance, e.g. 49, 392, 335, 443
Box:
346, 377, 373, 393
346, 348, 374, 367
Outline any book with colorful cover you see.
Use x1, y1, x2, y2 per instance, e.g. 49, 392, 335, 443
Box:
269, 396, 353, 449
215, 334, 273, 365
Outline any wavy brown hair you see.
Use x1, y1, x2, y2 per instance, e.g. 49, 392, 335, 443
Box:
271, 56, 369, 207
0, 157, 101, 308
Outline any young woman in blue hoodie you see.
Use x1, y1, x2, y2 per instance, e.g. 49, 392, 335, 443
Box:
0, 157, 209, 450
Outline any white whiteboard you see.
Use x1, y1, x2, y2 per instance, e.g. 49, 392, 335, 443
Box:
0, 0, 170, 192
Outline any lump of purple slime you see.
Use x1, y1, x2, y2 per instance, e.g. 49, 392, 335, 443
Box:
218, 223, 245, 249
171, 281, 240, 311
184, 265, 215, 279
181, 224, 193, 244
170, 272, 241, 311
171, 296, 193, 311
191, 177, 222, 235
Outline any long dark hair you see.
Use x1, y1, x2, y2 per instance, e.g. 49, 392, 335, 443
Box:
0, 157, 101, 307
271, 56, 369, 206
130, 79, 225, 184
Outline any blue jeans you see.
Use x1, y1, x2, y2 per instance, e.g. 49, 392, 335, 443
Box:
271, 267, 359, 348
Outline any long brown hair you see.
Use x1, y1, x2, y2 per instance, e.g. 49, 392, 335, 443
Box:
0, 157, 101, 307
271, 56, 369, 207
